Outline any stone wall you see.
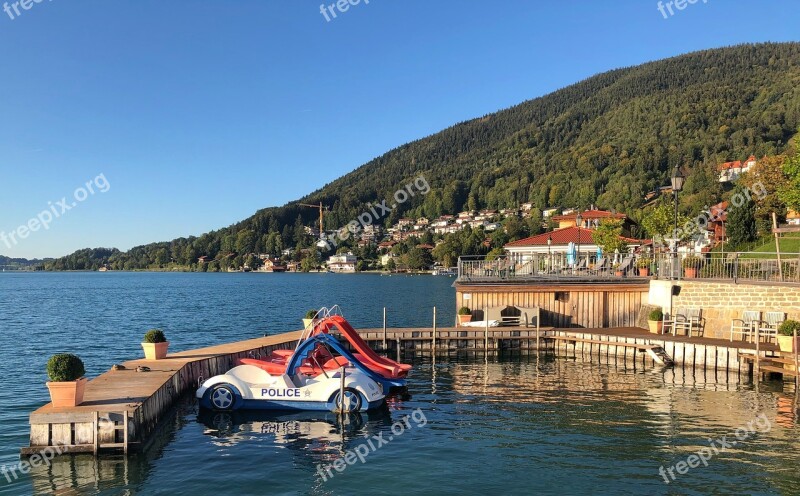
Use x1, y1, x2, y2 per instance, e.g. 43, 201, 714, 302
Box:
648, 280, 800, 340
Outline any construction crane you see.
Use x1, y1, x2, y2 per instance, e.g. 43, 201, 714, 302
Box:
299, 202, 329, 239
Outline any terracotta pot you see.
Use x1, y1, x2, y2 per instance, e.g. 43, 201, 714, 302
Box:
302, 318, 314, 329
638, 268, 650, 277
684, 268, 698, 278
47, 377, 87, 408
615, 270, 624, 277
141, 342, 170, 360
458, 314, 472, 325
648, 320, 663, 334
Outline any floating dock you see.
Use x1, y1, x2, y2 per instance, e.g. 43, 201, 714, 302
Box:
22, 326, 782, 457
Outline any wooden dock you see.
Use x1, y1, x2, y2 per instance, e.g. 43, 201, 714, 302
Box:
22, 325, 785, 458
23, 331, 301, 456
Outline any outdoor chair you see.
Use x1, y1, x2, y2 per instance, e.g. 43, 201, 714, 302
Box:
592, 257, 608, 275
759, 311, 786, 344
671, 308, 704, 337
730, 310, 761, 342
516, 305, 540, 330
616, 256, 634, 275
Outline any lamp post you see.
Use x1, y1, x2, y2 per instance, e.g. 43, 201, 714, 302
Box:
671, 165, 686, 279
576, 213, 583, 269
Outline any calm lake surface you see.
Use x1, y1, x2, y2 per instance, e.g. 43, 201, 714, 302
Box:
1, 272, 800, 495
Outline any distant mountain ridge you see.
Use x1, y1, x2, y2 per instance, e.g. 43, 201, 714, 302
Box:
45, 42, 800, 270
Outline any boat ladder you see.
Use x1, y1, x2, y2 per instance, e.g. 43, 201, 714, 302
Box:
646, 346, 674, 367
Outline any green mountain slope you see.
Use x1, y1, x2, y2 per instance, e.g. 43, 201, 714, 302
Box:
46, 42, 800, 270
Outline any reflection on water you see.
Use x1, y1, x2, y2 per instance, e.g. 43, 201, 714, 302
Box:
20, 357, 800, 496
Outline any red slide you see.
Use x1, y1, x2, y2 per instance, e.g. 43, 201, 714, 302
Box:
314, 315, 412, 379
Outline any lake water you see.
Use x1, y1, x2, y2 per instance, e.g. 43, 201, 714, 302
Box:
1, 272, 800, 495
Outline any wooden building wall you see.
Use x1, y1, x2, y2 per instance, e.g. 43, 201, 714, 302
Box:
455, 282, 650, 329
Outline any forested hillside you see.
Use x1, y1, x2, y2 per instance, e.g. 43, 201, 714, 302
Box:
45, 43, 800, 270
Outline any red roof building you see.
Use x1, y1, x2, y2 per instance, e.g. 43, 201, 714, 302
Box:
504, 227, 641, 258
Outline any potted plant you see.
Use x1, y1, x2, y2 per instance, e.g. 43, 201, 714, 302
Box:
46, 354, 87, 408
777, 320, 800, 354
647, 308, 664, 334
614, 263, 624, 277
303, 309, 318, 329
142, 329, 169, 360
637, 258, 652, 277
682, 256, 701, 278
457, 307, 472, 325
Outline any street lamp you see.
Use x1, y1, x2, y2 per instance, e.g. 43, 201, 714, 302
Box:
576, 213, 583, 268
671, 165, 686, 278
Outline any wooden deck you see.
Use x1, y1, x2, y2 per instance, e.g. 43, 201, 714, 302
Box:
23, 324, 785, 457
25, 331, 301, 455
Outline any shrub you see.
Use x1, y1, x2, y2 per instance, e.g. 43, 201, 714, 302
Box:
305, 309, 318, 320
648, 308, 663, 321
46, 354, 86, 382
778, 320, 800, 337
457, 306, 472, 315
682, 256, 703, 269
143, 329, 167, 343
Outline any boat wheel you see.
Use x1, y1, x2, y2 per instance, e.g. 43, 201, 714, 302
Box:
209, 385, 237, 411
332, 388, 362, 413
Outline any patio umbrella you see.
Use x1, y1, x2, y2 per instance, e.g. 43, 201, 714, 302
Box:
597, 246, 603, 260
567, 242, 576, 265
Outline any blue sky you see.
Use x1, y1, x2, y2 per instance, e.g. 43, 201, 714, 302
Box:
1, 0, 799, 259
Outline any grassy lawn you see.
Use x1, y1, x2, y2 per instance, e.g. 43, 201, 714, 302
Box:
750, 233, 800, 255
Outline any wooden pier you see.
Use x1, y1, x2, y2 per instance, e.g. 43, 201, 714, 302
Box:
22, 325, 784, 458
23, 332, 301, 456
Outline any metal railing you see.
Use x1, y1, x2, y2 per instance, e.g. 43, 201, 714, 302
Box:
669, 252, 800, 284
457, 252, 800, 285
457, 253, 646, 282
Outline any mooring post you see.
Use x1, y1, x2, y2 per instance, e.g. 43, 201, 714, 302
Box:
794, 328, 798, 391
484, 306, 489, 357
338, 365, 346, 414
432, 306, 437, 355
755, 324, 761, 384
382, 307, 387, 350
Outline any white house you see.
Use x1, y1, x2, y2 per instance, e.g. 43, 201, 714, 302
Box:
327, 253, 357, 273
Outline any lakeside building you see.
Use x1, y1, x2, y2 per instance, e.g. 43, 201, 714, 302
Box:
327, 253, 357, 273
504, 226, 641, 262
259, 258, 286, 272
551, 209, 636, 235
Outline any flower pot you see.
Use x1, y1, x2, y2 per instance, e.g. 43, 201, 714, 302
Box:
684, 268, 698, 278
458, 314, 472, 325
777, 335, 800, 354
615, 270, 624, 277
46, 377, 87, 408
141, 342, 170, 360
638, 268, 650, 277
302, 318, 314, 329
648, 320, 663, 334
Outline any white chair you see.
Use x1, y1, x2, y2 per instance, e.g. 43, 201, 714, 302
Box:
672, 308, 703, 337
730, 311, 761, 342
759, 311, 786, 344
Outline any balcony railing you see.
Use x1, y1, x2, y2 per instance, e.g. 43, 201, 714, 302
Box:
456, 252, 800, 285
